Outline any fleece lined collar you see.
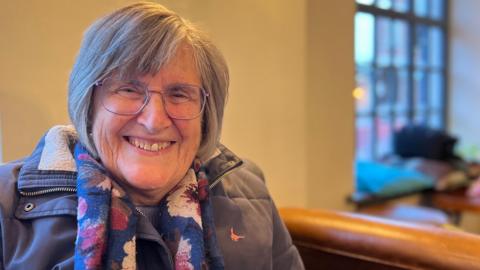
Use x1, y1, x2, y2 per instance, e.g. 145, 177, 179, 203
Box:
16, 125, 243, 192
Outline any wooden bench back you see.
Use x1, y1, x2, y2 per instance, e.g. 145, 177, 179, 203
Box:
280, 207, 480, 270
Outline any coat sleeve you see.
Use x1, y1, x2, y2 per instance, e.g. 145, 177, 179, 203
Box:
271, 201, 305, 270
0, 223, 4, 270
242, 159, 304, 269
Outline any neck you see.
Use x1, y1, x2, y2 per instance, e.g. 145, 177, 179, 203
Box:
119, 182, 173, 206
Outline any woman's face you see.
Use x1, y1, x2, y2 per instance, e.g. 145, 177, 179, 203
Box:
91, 45, 202, 205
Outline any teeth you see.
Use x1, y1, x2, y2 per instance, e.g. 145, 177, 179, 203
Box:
144, 144, 151, 151
128, 137, 171, 152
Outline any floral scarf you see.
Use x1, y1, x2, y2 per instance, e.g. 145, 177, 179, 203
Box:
73, 143, 224, 269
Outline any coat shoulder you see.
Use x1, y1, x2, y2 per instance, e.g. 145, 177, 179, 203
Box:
217, 159, 270, 201
0, 159, 24, 218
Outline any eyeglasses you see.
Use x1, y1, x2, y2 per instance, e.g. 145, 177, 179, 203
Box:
94, 77, 208, 120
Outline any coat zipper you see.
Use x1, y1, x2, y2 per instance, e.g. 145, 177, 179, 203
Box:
209, 160, 243, 189
19, 187, 77, 196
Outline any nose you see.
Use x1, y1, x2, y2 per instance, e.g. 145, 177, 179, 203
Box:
136, 93, 172, 132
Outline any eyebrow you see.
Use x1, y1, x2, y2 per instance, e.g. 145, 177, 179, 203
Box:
127, 79, 201, 89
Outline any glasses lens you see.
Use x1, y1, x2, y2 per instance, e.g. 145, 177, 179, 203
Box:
100, 78, 147, 115
163, 85, 205, 119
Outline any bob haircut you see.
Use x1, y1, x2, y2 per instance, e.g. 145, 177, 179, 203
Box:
68, 1, 229, 160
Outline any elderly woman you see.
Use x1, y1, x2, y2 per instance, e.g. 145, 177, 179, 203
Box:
0, 2, 303, 270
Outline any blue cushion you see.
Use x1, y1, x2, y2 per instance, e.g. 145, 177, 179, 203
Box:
356, 161, 434, 197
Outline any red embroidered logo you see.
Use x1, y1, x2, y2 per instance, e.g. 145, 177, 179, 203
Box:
230, 227, 245, 242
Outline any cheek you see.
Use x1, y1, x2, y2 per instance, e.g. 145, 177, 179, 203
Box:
91, 111, 124, 167
91, 95, 108, 154
92, 117, 113, 161
176, 119, 202, 155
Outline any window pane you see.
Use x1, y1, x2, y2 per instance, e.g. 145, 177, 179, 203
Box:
394, 115, 408, 131
377, 17, 392, 67
414, 109, 427, 125
429, 111, 443, 129
413, 110, 428, 126
393, 19, 409, 67
430, 0, 445, 20
395, 69, 409, 113
429, 71, 444, 110
356, 117, 373, 160
377, 0, 392, 10
356, 0, 375, 5
414, 70, 428, 111
355, 12, 375, 65
393, 0, 409, 13
376, 68, 395, 115
414, 0, 428, 17
355, 67, 374, 114
377, 116, 393, 158
414, 24, 429, 68
429, 27, 444, 68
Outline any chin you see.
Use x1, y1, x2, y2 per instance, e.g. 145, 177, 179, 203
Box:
122, 169, 175, 190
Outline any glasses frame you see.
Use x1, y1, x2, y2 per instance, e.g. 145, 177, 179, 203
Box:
94, 77, 209, 120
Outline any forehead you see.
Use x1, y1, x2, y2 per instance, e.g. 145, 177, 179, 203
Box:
116, 44, 200, 86
154, 44, 200, 82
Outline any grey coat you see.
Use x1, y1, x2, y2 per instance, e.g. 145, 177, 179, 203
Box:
0, 131, 303, 270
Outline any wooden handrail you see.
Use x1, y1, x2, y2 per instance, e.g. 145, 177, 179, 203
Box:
280, 207, 480, 270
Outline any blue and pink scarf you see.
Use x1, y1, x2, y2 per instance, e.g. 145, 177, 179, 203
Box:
73, 143, 224, 269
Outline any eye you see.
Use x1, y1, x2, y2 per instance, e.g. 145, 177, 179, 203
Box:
165, 86, 195, 103
113, 85, 145, 99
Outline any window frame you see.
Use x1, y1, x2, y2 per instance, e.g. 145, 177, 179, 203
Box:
355, 0, 450, 160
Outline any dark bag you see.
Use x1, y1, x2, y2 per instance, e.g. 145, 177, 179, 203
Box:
393, 125, 458, 161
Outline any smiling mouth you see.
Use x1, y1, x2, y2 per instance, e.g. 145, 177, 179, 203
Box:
126, 137, 173, 152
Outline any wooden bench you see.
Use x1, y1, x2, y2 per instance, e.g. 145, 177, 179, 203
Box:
280, 207, 480, 270
356, 203, 450, 227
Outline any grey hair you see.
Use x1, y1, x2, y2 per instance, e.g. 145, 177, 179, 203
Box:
68, 1, 229, 160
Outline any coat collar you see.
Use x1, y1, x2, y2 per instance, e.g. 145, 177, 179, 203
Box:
17, 125, 243, 193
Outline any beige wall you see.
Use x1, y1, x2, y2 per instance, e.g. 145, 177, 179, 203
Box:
0, 1, 130, 162
0, 0, 354, 209
446, 0, 480, 232
306, 1, 355, 209
450, 0, 480, 155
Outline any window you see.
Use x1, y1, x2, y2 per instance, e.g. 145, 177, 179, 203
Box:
354, 0, 448, 160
